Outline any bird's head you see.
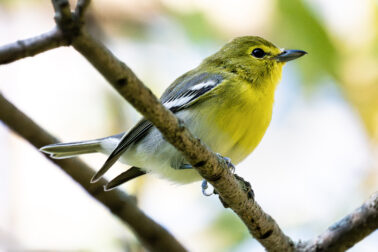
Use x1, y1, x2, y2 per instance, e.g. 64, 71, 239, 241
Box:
203, 36, 307, 85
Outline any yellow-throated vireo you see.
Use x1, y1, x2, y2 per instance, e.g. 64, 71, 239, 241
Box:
40, 36, 306, 191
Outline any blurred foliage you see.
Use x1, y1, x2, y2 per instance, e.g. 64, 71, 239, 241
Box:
0, 0, 44, 6
117, 19, 149, 40
1, 0, 377, 251
206, 211, 249, 251
272, 0, 378, 143
166, 9, 223, 43
272, 0, 339, 85
95, 0, 378, 244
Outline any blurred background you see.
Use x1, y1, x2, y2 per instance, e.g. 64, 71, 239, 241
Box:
0, 0, 377, 251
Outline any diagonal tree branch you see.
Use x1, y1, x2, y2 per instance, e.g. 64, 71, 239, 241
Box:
0, 3, 294, 250
0, 93, 187, 252
0, 0, 376, 251
297, 192, 378, 251
52, 0, 294, 250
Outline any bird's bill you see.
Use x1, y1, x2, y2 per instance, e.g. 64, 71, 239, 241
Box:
274, 50, 307, 62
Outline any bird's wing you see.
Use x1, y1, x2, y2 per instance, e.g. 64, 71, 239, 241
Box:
91, 119, 152, 182
91, 72, 224, 182
104, 166, 146, 190
161, 72, 224, 112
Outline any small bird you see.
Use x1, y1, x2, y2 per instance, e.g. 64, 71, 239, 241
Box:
40, 36, 306, 191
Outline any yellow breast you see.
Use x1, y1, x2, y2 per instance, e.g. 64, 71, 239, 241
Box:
190, 78, 276, 164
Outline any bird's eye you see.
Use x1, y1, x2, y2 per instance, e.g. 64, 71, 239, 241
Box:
251, 48, 266, 58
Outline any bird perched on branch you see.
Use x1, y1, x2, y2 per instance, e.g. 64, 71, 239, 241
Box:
40, 36, 306, 192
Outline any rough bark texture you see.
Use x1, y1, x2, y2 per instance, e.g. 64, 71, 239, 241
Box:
69, 8, 294, 252
0, 93, 187, 252
297, 192, 378, 251
0, 28, 68, 64
0, 0, 377, 251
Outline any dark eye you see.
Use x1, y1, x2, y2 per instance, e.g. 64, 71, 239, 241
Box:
251, 48, 266, 58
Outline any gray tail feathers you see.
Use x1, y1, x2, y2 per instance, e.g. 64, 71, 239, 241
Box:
40, 139, 102, 159
104, 167, 146, 191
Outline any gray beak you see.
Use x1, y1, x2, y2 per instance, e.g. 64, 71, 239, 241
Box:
275, 50, 307, 62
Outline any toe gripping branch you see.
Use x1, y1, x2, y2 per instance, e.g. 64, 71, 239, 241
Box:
201, 154, 236, 197
201, 154, 254, 208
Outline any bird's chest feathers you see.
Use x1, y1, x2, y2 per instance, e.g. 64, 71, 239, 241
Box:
196, 80, 275, 163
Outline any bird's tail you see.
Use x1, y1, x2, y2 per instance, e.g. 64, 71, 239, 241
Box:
40, 139, 103, 159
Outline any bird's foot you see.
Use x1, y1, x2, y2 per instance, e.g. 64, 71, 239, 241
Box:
201, 179, 213, 196
179, 163, 193, 169
216, 153, 235, 173
201, 180, 228, 208
201, 154, 236, 197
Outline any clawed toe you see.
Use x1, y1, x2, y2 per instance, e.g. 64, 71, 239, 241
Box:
201, 179, 214, 196
200, 155, 253, 202
216, 153, 235, 173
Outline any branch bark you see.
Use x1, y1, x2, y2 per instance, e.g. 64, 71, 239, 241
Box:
0, 0, 377, 251
55, 1, 294, 250
0, 28, 68, 65
0, 93, 187, 252
0, 6, 294, 252
297, 192, 378, 251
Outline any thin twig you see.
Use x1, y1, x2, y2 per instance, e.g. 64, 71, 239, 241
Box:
0, 93, 187, 252
297, 192, 378, 251
74, 0, 91, 22
0, 28, 68, 65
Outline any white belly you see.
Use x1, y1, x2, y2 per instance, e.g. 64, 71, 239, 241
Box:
100, 123, 202, 184
99, 108, 245, 184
